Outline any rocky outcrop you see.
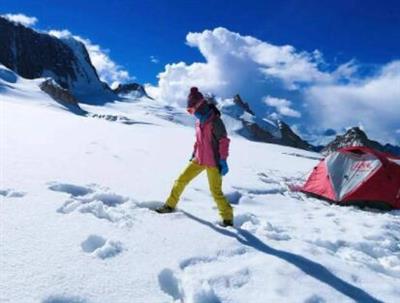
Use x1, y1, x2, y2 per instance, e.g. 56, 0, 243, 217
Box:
0, 16, 110, 99
113, 83, 152, 99
278, 120, 313, 150
39, 79, 86, 114
233, 94, 255, 115
322, 127, 400, 156
229, 95, 312, 150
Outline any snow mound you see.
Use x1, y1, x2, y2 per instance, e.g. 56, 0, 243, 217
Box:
81, 235, 124, 259
0, 64, 17, 83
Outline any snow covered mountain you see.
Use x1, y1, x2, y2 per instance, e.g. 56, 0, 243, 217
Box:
322, 127, 400, 156
0, 16, 112, 101
3, 15, 398, 154
219, 95, 312, 150
113, 82, 153, 99
2, 65, 400, 303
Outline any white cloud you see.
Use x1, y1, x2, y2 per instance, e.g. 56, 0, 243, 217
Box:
263, 96, 301, 118
150, 56, 159, 64
1, 13, 38, 26
49, 30, 132, 86
151, 27, 332, 109
48, 29, 71, 38
305, 61, 400, 143
150, 27, 399, 143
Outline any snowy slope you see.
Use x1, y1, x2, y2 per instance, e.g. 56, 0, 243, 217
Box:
1, 73, 400, 303
0, 64, 75, 112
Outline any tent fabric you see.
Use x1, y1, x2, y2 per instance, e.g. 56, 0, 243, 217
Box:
301, 146, 400, 209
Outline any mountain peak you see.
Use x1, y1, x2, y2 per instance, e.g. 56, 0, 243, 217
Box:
224, 95, 312, 150
113, 83, 152, 99
322, 126, 400, 156
0, 16, 111, 102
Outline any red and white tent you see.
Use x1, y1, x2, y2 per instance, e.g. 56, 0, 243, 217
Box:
301, 146, 400, 209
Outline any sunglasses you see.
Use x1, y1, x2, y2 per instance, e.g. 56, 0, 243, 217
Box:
187, 100, 205, 114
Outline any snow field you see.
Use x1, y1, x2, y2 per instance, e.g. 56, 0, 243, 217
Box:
1, 78, 400, 302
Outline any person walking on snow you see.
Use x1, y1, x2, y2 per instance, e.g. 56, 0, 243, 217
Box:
156, 87, 234, 227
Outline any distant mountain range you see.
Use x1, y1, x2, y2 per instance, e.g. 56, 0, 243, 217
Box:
219, 95, 312, 150
321, 127, 400, 156
1, 16, 398, 156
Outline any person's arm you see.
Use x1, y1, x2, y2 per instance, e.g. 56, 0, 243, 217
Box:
213, 118, 230, 160
213, 118, 230, 175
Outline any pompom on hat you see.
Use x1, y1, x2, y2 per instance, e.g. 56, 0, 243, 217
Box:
187, 87, 205, 114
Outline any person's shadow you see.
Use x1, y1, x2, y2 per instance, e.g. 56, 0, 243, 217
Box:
181, 211, 383, 303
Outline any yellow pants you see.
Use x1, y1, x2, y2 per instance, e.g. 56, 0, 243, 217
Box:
166, 161, 233, 221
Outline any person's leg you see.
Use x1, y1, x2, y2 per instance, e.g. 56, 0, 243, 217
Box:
206, 167, 233, 221
165, 161, 204, 208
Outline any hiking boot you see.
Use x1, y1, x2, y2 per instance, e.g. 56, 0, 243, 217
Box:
219, 219, 234, 227
155, 204, 174, 214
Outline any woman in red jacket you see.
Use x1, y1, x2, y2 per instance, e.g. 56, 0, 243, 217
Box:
156, 87, 234, 227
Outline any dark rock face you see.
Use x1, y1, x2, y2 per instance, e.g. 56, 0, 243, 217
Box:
278, 120, 313, 150
232, 95, 312, 150
113, 82, 152, 99
233, 94, 255, 115
241, 120, 276, 142
0, 16, 108, 98
39, 79, 87, 115
39, 79, 79, 105
383, 144, 400, 157
322, 127, 400, 156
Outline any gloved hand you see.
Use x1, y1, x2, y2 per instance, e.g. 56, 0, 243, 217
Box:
219, 159, 229, 176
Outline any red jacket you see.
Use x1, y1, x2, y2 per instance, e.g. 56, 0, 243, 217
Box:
193, 112, 230, 167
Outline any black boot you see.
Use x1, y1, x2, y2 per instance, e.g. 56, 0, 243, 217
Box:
219, 219, 234, 227
155, 204, 174, 214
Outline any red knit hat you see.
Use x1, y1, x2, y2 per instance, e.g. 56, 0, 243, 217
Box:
187, 87, 204, 112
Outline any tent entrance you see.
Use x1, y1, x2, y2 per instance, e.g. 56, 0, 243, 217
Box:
326, 151, 382, 200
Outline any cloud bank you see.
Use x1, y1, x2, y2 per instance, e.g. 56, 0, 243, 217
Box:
1, 13, 38, 27
49, 30, 132, 87
263, 96, 301, 118
306, 61, 400, 143
150, 27, 399, 143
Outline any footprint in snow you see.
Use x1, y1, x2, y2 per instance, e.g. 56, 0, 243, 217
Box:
257, 172, 281, 185
158, 268, 182, 301
179, 247, 248, 270
158, 266, 223, 303
49, 182, 134, 226
233, 185, 284, 196
235, 213, 292, 241
225, 190, 242, 205
160, 247, 250, 302
81, 234, 123, 259
0, 188, 26, 198
304, 294, 327, 303
48, 183, 93, 197
134, 200, 164, 210
234, 212, 261, 228
42, 295, 89, 303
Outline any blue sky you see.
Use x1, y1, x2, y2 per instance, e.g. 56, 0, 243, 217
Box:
1, 0, 400, 143
1, 0, 399, 84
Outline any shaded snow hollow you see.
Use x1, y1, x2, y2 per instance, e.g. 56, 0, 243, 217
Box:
1, 72, 400, 303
